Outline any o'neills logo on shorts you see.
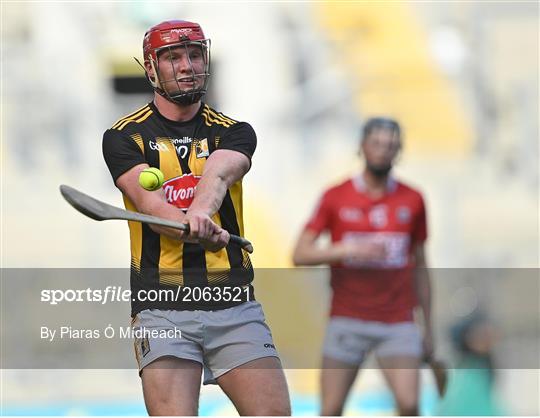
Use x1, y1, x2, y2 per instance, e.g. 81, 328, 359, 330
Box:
163, 173, 201, 210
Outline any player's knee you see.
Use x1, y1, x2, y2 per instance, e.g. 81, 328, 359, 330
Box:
321, 406, 344, 416
145, 392, 198, 416
321, 399, 345, 416
397, 401, 418, 416
240, 389, 290, 416
147, 400, 198, 416
254, 401, 291, 416
260, 391, 291, 416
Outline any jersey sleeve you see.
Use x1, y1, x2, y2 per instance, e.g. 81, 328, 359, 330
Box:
304, 190, 333, 236
102, 129, 146, 184
412, 194, 428, 243
217, 122, 257, 163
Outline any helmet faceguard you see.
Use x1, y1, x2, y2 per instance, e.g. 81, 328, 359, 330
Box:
140, 20, 211, 105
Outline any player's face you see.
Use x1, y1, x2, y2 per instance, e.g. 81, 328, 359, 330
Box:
361, 128, 401, 173
156, 44, 207, 95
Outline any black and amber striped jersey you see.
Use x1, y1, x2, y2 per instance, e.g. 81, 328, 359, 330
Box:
102, 102, 256, 315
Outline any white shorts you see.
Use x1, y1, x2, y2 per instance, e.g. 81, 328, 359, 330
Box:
323, 316, 422, 365
132, 301, 279, 384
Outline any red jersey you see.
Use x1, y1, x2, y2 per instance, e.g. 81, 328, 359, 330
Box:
305, 175, 427, 323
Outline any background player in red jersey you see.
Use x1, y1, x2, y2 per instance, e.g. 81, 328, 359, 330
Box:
293, 118, 432, 415
103, 20, 290, 416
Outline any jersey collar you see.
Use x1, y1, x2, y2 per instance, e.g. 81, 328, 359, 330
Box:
149, 101, 205, 126
352, 174, 398, 194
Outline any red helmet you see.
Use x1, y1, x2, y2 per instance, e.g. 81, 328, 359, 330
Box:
143, 20, 206, 63
141, 20, 211, 105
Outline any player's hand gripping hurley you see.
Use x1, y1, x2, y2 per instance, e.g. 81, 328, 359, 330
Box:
60, 185, 254, 253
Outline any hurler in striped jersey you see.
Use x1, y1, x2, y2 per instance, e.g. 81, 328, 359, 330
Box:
103, 20, 290, 416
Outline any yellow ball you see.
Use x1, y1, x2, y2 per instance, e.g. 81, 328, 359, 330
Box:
138, 167, 165, 191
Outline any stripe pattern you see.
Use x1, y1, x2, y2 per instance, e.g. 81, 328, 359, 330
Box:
130, 133, 145, 153
110, 102, 254, 311
112, 105, 153, 131
202, 104, 238, 128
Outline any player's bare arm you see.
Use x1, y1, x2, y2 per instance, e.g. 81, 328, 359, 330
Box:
293, 230, 348, 265
414, 244, 434, 358
184, 149, 250, 250
115, 163, 187, 240
292, 229, 386, 265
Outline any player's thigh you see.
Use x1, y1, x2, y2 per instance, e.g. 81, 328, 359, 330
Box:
374, 322, 422, 411
377, 356, 420, 413
141, 356, 203, 416
202, 301, 280, 386
217, 357, 291, 416
320, 356, 361, 415
320, 316, 373, 409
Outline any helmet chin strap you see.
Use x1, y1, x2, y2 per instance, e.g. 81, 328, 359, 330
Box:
165, 89, 204, 105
